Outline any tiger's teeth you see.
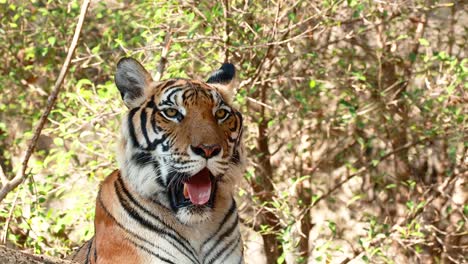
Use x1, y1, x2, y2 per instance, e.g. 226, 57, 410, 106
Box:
183, 183, 189, 198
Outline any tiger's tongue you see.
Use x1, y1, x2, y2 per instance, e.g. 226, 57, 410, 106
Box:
184, 168, 212, 205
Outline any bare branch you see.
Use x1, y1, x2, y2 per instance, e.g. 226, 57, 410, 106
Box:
311, 138, 429, 207
0, 191, 19, 244
154, 28, 173, 82
339, 168, 465, 264
0, 0, 91, 203
0, 165, 7, 186
222, 0, 230, 62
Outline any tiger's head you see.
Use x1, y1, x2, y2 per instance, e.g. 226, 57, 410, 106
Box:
114, 58, 244, 224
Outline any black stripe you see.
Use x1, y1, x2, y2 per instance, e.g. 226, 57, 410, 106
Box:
96, 194, 176, 263
165, 87, 183, 101
151, 108, 159, 134
164, 79, 178, 87
127, 236, 175, 264
146, 96, 156, 109
204, 213, 239, 260
140, 108, 151, 146
236, 111, 243, 126
229, 114, 238, 132
231, 149, 241, 164
117, 176, 188, 243
209, 233, 241, 264
201, 200, 236, 250
183, 90, 193, 101
93, 241, 97, 263
161, 138, 171, 152
160, 87, 183, 106
160, 100, 174, 106
146, 133, 167, 151
115, 177, 199, 263
71, 238, 91, 261
152, 159, 165, 187
132, 152, 153, 166
84, 239, 92, 264
128, 107, 141, 148
115, 181, 197, 263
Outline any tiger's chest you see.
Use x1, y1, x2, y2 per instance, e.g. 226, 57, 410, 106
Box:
95, 206, 243, 264
93, 171, 243, 264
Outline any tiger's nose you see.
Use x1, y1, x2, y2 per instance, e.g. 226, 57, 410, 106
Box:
191, 144, 222, 159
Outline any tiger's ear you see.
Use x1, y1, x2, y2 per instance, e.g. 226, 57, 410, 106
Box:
115, 57, 153, 108
207, 63, 236, 102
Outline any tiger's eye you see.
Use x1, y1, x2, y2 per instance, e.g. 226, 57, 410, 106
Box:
215, 109, 228, 120
164, 108, 179, 118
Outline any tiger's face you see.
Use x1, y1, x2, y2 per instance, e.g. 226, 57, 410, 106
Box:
114, 58, 244, 224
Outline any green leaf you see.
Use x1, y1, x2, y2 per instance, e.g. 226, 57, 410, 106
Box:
267, 120, 275, 128
277, 254, 285, 264
327, 220, 336, 235
309, 79, 316, 88
396, 34, 409, 41
91, 44, 101, 54
76, 79, 93, 90
347, 194, 363, 206
47, 37, 56, 46
53, 138, 64, 147
406, 200, 414, 210
409, 52, 417, 62
312, 194, 320, 205
418, 38, 429, 46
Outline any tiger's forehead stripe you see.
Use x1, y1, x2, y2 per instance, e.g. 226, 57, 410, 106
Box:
159, 86, 184, 107
210, 90, 223, 107
157, 81, 221, 107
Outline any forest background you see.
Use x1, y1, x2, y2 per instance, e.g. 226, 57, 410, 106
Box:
0, 0, 466, 263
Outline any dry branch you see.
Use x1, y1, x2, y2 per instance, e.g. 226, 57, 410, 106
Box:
0, 0, 91, 202
154, 28, 173, 82
339, 168, 465, 264
221, 0, 230, 62
312, 138, 429, 207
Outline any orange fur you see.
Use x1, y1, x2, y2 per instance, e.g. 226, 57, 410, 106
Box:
70, 60, 245, 263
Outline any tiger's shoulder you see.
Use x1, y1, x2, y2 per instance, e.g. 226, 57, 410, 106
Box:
69, 170, 145, 264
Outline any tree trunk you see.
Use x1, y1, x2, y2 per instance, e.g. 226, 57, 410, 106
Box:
249, 83, 283, 264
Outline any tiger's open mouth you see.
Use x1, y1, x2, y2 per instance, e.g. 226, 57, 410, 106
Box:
170, 168, 217, 209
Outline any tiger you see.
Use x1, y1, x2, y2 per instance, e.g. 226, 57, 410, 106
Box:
68, 58, 245, 264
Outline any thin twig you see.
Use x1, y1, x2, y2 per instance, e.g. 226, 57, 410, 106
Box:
154, 28, 173, 82
0, 190, 20, 244
312, 138, 429, 207
340, 167, 464, 264
246, 97, 274, 110
222, 0, 230, 62
0, 165, 7, 185
0, 0, 91, 203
